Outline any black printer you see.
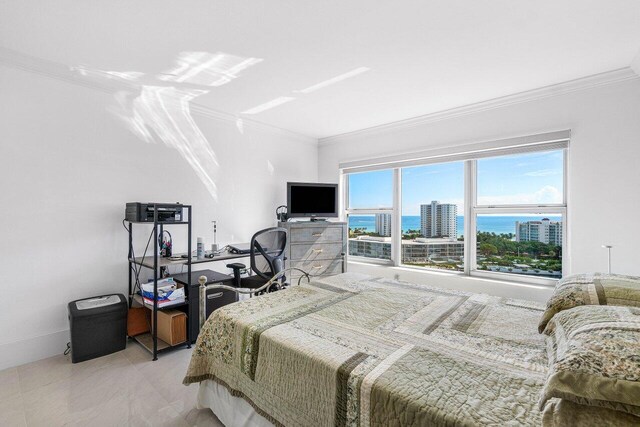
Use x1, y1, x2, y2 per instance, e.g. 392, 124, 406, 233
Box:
125, 202, 183, 223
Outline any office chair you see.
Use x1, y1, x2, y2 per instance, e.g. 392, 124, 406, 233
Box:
226, 227, 287, 293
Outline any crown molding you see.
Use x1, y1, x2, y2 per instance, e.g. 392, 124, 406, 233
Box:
0, 47, 317, 145
318, 67, 639, 146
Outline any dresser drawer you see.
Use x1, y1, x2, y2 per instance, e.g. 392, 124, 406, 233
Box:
290, 242, 344, 261
290, 259, 343, 278
290, 226, 344, 243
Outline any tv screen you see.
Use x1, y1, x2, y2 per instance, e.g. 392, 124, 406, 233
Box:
287, 182, 338, 218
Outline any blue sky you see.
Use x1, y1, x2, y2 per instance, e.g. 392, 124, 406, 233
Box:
348, 150, 564, 215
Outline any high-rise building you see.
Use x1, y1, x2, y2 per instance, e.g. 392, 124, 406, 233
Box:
420, 201, 457, 238
516, 218, 563, 246
375, 213, 392, 237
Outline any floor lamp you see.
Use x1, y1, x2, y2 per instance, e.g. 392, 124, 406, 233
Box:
601, 245, 613, 274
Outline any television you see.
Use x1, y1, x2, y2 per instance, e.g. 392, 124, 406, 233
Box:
287, 182, 339, 219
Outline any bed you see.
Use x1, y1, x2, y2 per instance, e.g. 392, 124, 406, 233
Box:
184, 272, 553, 426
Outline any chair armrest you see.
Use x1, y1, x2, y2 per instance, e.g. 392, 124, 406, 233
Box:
226, 262, 246, 270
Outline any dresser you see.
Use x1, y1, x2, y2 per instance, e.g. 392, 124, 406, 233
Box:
279, 221, 348, 281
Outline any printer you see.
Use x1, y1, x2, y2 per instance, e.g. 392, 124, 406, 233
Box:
125, 202, 183, 223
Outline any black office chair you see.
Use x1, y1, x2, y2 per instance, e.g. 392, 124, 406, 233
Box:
226, 227, 287, 293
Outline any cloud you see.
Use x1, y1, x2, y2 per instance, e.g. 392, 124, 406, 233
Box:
523, 169, 561, 177
478, 186, 562, 205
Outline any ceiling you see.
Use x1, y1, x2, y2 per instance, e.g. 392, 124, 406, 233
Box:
1, 0, 640, 139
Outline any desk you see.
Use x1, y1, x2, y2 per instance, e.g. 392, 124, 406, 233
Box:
130, 246, 251, 269
130, 246, 250, 344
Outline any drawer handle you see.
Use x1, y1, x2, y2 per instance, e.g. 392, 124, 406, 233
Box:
207, 292, 224, 299
312, 249, 324, 253
312, 265, 324, 269
312, 233, 323, 237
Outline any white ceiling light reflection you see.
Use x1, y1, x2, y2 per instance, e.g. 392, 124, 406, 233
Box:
158, 51, 262, 87
71, 66, 145, 82
112, 87, 219, 199
73, 51, 262, 201
294, 67, 370, 94
241, 96, 295, 115
239, 67, 370, 116
235, 117, 245, 134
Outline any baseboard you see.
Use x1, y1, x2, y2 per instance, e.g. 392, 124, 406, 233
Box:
0, 330, 69, 370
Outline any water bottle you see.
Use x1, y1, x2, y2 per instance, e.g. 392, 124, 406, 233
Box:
197, 237, 205, 259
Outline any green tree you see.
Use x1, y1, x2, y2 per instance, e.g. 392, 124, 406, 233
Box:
479, 243, 498, 256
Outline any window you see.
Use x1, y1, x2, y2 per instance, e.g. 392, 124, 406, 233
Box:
348, 169, 393, 209
346, 170, 394, 262
477, 150, 564, 206
476, 214, 563, 279
401, 162, 464, 271
473, 149, 565, 279
341, 132, 568, 284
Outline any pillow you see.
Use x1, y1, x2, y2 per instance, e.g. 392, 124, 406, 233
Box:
539, 273, 640, 333
542, 398, 640, 427
539, 305, 640, 417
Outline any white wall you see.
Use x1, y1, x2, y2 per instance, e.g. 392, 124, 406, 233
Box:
0, 66, 318, 369
319, 77, 640, 297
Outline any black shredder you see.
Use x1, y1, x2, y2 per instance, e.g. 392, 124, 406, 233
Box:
68, 294, 127, 363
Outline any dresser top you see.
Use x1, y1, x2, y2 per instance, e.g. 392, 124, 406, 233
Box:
279, 221, 346, 227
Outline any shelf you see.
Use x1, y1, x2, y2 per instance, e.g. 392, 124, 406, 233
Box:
130, 256, 191, 269
132, 333, 187, 354
126, 203, 194, 361
132, 294, 189, 310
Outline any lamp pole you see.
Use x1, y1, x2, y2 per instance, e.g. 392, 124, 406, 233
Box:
601, 245, 612, 274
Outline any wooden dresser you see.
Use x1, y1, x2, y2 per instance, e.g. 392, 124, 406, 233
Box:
278, 221, 348, 280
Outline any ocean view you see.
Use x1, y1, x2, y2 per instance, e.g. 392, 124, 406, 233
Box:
349, 215, 562, 238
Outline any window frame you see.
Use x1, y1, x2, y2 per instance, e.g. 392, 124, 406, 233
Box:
341, 135, 569, 286
343, 170, 397, 265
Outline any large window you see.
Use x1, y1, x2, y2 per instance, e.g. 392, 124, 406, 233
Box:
342, 133, 568, 284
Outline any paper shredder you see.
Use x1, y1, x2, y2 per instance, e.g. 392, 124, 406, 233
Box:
68, 294, 127, 363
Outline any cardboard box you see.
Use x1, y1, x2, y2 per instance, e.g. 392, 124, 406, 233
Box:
152, 309, 187, 345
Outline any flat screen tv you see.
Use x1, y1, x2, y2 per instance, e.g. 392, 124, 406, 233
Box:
287, 182, 339, 219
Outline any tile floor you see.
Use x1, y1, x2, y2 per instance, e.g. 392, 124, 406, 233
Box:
0, 343, 223, 427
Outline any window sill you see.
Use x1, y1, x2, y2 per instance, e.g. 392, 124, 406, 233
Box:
347, 256, 393, 266
347, 260, 556, 291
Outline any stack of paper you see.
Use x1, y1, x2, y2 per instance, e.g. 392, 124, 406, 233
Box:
140, 278, 186, 308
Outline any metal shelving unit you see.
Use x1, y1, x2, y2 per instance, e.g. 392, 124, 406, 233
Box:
126, 203, 192, 361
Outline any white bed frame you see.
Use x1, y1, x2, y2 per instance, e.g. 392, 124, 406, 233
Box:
198, 380, 274, 427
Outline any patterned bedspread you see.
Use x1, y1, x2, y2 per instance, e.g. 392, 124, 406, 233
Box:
184, 273, 548, 426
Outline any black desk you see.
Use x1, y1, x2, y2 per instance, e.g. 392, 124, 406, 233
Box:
130, 246, 251, 269
171, 269, 238, 342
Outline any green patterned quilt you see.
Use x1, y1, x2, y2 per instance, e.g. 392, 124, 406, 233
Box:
184, 273, 548, 426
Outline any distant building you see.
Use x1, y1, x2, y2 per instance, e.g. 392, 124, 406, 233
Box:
515, 218, 563, 246
348, 235, 463, 265
420, 201, 457, 238
375, 213, 392, 237
402, 237, 464, 265
348, 235, 392, 260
